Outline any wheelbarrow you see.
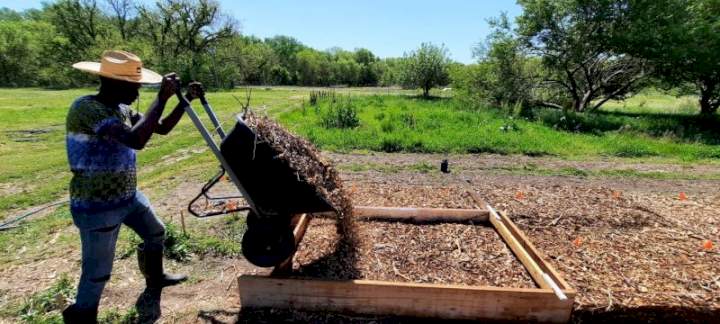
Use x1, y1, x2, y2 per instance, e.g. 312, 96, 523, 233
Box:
177, 90, 335, 267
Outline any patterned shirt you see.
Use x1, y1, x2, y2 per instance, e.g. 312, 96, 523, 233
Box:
66, 96, 139, 212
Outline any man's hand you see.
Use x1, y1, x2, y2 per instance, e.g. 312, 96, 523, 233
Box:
185, 82, 205, 102
158, 73, 180, 102
155, 81, 203, 135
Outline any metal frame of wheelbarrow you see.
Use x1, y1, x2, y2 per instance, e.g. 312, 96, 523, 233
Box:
179, 93, 254, 218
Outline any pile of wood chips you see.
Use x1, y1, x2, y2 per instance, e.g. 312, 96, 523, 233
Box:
291, 185, 536, 288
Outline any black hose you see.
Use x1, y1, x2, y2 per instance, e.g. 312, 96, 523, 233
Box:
0, 200, 68, 231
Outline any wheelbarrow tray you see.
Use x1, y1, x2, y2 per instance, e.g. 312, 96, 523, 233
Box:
220, 119, 334, 217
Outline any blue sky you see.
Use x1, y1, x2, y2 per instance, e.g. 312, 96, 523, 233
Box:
1, 0, 521, 63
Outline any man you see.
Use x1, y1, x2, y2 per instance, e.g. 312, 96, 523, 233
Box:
63, 50, 203, 323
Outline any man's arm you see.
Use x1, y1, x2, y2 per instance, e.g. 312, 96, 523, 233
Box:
100, 73, 179, 150
155, 82, 205, 135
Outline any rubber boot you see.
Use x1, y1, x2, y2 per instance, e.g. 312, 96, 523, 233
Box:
62, 304, 97, 324
137, 243, 187, 289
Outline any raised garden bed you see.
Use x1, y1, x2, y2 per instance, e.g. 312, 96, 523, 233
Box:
238, 189, 576, 322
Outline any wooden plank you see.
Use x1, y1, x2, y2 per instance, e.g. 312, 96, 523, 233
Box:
353, 206, 489, 223
466, 188, 574, 298
499, 211, 575, 294
488, 207, 552, 290
271, 214, 311, 276
238, 276, 573, 323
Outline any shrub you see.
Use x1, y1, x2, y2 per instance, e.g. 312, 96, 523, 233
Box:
309, 90, 335, 106
320, 98, 360, 129
380, 137, 403, 152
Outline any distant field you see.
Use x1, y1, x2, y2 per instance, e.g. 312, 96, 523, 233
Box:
280, 93, 720, 158
601, 88, 700, 115
0, 86, 718, 217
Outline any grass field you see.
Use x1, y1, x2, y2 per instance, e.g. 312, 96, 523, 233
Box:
1, 86, 718, 217
280, 91, 720, 158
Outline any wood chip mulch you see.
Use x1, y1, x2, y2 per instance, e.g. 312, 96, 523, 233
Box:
280, 177, 720, 322
245, 113, 356, 242
290, 184, 536, 288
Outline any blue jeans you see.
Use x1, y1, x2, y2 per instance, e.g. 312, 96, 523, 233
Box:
71, 191, 165, 310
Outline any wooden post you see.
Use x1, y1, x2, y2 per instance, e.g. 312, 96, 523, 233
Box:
313, 206, 489, 224
271, 214, 311, 276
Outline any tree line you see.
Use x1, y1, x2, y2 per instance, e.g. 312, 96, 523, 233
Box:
1, 0, 718, 114
0, 0, 451, 91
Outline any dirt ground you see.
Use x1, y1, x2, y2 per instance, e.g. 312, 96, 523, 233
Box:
1, 153, 719, 323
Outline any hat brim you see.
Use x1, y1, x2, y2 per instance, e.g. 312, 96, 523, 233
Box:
72, 62, 163, 84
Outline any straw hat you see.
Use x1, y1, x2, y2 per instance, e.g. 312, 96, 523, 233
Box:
72, 50, 162, 84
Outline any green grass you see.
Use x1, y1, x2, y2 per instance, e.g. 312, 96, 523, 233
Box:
1, 86, 718, 219
280, 95, 720, 160
6, 274, 74, 323
0, 86, 420, 216
0, 209, 75, 269
117, 215, 247, 261
1, 273, 139, 324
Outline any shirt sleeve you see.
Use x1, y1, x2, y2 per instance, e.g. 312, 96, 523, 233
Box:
66, 97, 128, 139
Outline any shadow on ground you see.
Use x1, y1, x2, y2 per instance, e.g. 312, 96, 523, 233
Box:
197, 305, 720, 324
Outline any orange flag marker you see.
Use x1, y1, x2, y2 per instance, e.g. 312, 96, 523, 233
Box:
515, 191, 526, 200
703, 240, 714, 251
572, 237, 583, 247
679, 192, 688, 201
612, 191, 621, 199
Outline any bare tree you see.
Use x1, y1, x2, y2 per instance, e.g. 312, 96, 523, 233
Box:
105, 0, 135, 40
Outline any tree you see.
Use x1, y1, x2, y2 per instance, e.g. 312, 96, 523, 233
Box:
402, 42, 450, 98
517, 0, 647, 112
354, 48, 378, 85
618, 0, 720, 115
458, 13, 537, 107
47, 0, 109, 59
295, 49, 333, 86
0, 20, 44, 86
136, 0, 237, 83
105, 0, 135, 41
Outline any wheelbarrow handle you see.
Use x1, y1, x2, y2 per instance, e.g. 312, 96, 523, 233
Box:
198, 94, 227, 139
179, 89, 258, 215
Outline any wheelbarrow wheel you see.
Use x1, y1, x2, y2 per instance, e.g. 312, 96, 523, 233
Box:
242, 224, 295, 267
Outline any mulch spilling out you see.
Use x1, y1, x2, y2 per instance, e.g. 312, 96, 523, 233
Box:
244, 113, 358, 266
